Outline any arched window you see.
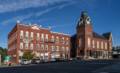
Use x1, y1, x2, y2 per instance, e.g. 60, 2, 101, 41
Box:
79, 38, 82, 47
88, 37, 91, 47
105, 42, 107, 50
101, 42, 103, 49
97, 41, 99, 49
92, 40, 95, 48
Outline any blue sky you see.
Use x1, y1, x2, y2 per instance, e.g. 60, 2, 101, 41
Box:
0, 0, 120, 48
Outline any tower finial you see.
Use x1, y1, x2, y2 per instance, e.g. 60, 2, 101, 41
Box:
16, 20, 20, 24
81, 11, 88, 18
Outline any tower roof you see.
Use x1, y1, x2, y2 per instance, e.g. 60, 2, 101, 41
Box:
77, 11, 91, 28
81, 11, 88, 18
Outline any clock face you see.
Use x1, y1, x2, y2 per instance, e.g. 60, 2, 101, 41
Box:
80, 20, 83, 24
86, 17, 91, 24
86, 21, 90, 24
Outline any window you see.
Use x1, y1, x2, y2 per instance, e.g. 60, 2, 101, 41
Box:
36, 44, 40, 49
101, 42, 103, 49
25, 43, 28, 49
56, 36, 59, 43
97, 41, 99, 49
20, 42, 23, 49
37, 33, 40, 40
45, 45, 48, 50
88, 37, 91, 47
51, 35, 55, 42
56, 46, 59, 51
79, 38, 82, 47
25, 31, 29, 38
30, 43, 33, 50
62, 47, 65, 52
41, 44, 44, 50
66, 47, 69, 52
66, 38, 69, 45
92, 40, 95, 48
30, 32, 34, 41
20, 30, 24, 38
110, 43, 112, 49
31, 32, 33, 38
45, 34, 48, 41
61, 37, 64, 44
51, 46, 55, 51
105, 42, 107, 50
41, 33, 44, 42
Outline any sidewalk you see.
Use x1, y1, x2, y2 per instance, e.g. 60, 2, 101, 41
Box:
0, 63, 21, 68
93, 63, 120, 73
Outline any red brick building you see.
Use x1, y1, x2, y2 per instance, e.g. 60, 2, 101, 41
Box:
8, 11, 113, 64
71, 11, 112, 59
8, 22, 70, 64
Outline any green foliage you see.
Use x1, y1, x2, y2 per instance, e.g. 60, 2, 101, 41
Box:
0, 47, 7, 62
22, 51, 34, 60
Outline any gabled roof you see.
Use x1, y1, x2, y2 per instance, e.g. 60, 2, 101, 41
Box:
102, 32, 112, 39
93, 32, 112, 40
93, 32, 106, 39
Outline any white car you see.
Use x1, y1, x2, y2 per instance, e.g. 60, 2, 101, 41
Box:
20, 59, 31, 65
50, 58, 56, 62
32, 59, 41, 64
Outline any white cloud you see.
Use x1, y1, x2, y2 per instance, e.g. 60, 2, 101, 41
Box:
58, 1, 77, 9
2, 6, 57, 25
2, 1, 76, 25
0, 0, 73, 13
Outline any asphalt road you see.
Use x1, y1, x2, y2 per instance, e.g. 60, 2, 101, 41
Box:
0, 60, 119, 73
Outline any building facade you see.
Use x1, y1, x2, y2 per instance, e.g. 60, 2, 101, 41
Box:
8, 23, 70, 64
72, 11, 112, 59
8, 11, 113, 64
76, 11, 112, 59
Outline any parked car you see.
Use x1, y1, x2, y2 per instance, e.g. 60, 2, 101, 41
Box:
50, 58, 56, 62
20, 59, 31, 65
43, 59, 49, 63
32, 58, 41, 64
55, 58, 66, 62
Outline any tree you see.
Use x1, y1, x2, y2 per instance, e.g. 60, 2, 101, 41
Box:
0, 47, 7, 62
22, 51, 34, 60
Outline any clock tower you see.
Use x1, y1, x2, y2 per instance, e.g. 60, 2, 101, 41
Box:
76, 11, 93, 59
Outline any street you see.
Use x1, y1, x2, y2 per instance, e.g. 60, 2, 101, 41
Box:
0, 60, 120, 73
